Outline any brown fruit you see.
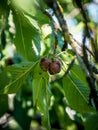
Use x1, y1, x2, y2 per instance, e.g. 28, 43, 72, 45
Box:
5, 58, 14, 66
49, 60, 61, 75
40, 58, 51, 71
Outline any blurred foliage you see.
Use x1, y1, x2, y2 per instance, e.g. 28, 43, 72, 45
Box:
0, 0, 98, 130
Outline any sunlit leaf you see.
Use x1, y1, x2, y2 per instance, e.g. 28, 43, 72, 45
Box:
3, 61, 38, 94
32, 70, 51, 130
9, 0, 41, 61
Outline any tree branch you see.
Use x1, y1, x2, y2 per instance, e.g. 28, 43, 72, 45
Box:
43, 0, 98, 111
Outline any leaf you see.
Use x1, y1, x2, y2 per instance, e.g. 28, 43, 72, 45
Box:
32, 72, 51, 130
84, 114, 98, 130
0, 0, 9, 16
32, 0, 49, 26
14, 13, 40, 61
70, 64, 90, 102
62, 74, 94, 112
9, 0, 49, 26
0, 95, 8, 117
70, 64, 89, 86
42, 105, 51, 130
13, 97, 32, 130
9, 0, 41, 61
3, 61, 38, 94
0, 71, 10, 94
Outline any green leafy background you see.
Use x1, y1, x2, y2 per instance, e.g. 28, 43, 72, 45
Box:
0, 0, 98, 130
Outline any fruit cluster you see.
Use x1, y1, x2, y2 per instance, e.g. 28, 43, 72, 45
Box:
40, 58, 61, 75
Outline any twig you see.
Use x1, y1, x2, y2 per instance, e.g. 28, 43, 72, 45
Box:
89, 62, 98, 74
69, 33, 94, 57
40, 6, 94, 58
51, 0, 69, 50
40, 8, 59, 57
53, 30, 58, 56
43, 0, 98, 110
75, 1, 98, 109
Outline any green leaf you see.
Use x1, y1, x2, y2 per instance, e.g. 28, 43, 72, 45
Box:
0, 71, 10, 94
13, 97, 32, 130
42, 105, 51, 130
14, 13, 40, 61
31, 0, 49, 26
3, 61, 38, 94
0, 0, 9, 16
32, 72, 51, 130
62, 74, 94, 112
70, 64, 89, 87
0, 95, 8, 117
9, 0, 49, 26
84, 114, 98, 130
9, 0, 41, 61
70, 64, 90, 102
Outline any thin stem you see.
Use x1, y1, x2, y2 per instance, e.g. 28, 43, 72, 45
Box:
52, 0, 69, 50
47, 0, 98, 110
42, 0, 98, 110
53, 31, 58, 56
40, 8, 58, 57
69, 33, 94, 57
